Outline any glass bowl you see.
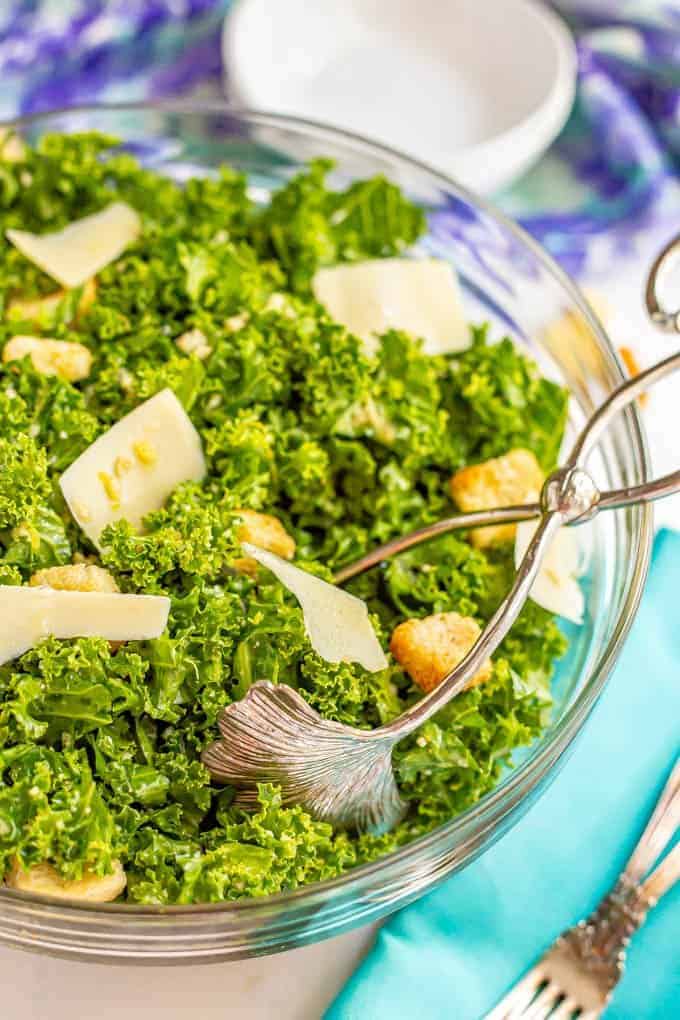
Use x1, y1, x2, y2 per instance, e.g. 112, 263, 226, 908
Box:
0, 102, 652, 964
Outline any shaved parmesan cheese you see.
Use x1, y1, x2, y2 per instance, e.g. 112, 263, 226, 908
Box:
243, 543, 388, 673
0, 585, 170, 666
514, 521, 585, 624
6, 201, 141, 289
312, 258, 469, 355
60, 389, 206, 550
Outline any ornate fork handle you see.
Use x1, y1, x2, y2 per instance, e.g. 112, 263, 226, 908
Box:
559, 759, 680, 994
559, 877, 657, 995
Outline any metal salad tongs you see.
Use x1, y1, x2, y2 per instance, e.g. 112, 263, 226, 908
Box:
203, 246, 680, 836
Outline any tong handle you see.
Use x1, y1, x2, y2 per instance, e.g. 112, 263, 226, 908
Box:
568, 349, 680, 464
334, 503, 541, 585
337, 351, 680, 588
565, 349, 680, 517
646, 232, 680, 334
381, 511, 565, 737
622, 757, 680, 886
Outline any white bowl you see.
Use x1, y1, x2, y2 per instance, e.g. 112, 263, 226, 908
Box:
223, 0, 577, 194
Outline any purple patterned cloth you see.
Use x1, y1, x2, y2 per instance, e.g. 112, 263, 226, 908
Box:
0, 2, 230, 118
0, 0, 677, 287
504, 1, 680, 278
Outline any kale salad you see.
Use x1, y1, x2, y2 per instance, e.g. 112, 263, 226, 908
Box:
0, 133, 570, 905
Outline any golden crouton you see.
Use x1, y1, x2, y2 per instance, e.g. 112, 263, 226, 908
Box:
30, 563, 120, 593
233, 509, 296, 575
7, 278, 97, 328
543, 288, 611, 393
7, 859, 126, 903
390, 611, 492, 693
449, 448, 544, 547
3, 335, 92, 382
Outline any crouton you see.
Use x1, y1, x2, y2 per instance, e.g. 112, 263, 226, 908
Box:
390, 611, 492, 693
29, 563, 120, 593
7, 278, 97, 328
543, 288, 610, 389
0, 129, 26, 163
449, 448, 544, 547
7, 859, 126, 903
3, 335, 92, 382
234, 509, 296, 575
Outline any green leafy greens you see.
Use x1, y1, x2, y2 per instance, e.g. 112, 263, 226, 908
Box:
0, 134, 568, 902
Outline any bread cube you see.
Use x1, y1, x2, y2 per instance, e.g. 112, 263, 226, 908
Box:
390, 611, 492, 693
449, 448, 543, 547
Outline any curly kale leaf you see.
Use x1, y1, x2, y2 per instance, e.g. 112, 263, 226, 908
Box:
446, 328, 569, 470
0, 744, 120, 880
101, 484, 242, 590
0, 433, 51, 530
252, 159, 426, 290
0, 132, 572, 902
0, 638, 148, 744
2, 507, 71, 574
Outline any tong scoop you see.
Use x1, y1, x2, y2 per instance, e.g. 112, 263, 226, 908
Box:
203, 349, 680, 833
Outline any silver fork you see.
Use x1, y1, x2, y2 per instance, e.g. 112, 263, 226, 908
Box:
484, 757, 680, 1019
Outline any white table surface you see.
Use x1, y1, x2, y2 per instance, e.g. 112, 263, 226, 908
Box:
3, 922, 378, 1020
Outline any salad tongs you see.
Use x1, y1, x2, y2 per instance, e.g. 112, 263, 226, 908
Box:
203, 349, 680, 833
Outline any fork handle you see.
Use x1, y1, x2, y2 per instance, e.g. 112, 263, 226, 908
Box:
565, 845, 680, 979
560, 759, 680, 991
641, 841, 680, 903
621, 757, 680, 884
567, 349, 680, 463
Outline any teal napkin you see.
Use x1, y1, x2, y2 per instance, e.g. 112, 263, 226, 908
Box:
328, 529, 680, 1019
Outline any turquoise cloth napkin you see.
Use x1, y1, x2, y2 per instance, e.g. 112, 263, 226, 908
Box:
328, 528, 680, 1020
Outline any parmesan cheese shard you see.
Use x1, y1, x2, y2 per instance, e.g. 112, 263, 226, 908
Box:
6, 201, 141, 289
3, 335, 92, 382
514, 520, 584, 624
0, 585, 171, 666
242, 543, 388, 673
59, 388, 206, 550
7, 859, 126, 903
312, 258, 470, 355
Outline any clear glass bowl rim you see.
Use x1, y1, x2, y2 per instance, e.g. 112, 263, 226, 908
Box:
0, 100, 652, 929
